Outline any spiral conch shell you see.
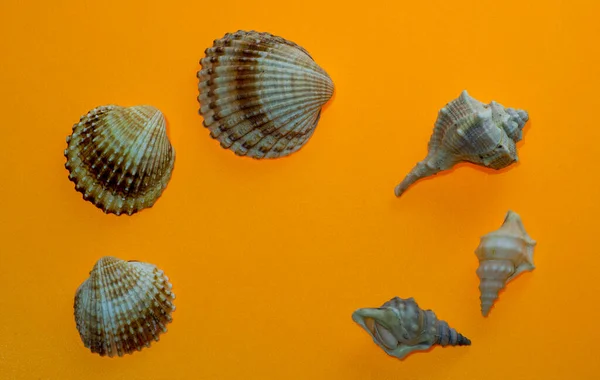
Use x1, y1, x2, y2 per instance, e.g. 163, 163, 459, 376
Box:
352, 297, 471, 359
74, 257, 176, 357
476, 211, 536, 316
395, 90, 529, 197
197, 30, 334, 159
65, 105, 175, 215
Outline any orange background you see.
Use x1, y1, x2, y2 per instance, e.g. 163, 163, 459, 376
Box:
1, 0, 599, 379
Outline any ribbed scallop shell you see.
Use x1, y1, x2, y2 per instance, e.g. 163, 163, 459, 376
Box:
352, 297, 471, 359
74, 256, 176, 357
395, 90, 529, 197
197, 30, 334, 159
65, 105, 175, 215
475, 211, 536, 316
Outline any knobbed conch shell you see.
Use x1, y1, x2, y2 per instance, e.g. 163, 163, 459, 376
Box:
475, 211, 536, 316
65, 105, 175, 215
395, 90, 529, 197
352, 297, 471, 359
197, 30, 334, 159
74, 256, 176, 357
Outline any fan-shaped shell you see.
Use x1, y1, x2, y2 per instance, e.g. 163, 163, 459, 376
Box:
65, 105, 175, 215
475, 211, 536, 316
352, 297, 471, 359
395, 90, 529, 197
197, 30, 334, 159
74, 256, 176, 357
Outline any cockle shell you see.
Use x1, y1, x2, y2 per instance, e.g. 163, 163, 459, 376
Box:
197, 30, 334, 159
352, 297, 471, 359
475, 211, 536, 316
74, 256, 176, 357
395, 90, 529, 197
65, 105, 175, 215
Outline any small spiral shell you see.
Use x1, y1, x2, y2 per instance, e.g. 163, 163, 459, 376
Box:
475, 211, 536, 316
352, 297, 470, 359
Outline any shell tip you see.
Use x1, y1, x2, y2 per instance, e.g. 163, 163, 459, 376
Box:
481, 305, 492, 317
394, 185, 403, 197
458, 334, 471, 346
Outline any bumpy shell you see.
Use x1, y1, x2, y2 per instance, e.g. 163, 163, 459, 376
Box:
475, 211, 536, 316
352, 297, 471, 359
197, 30, 334, 159
65, 105, 175, 215
74, 256, 176, 357
395, 90, 529, 197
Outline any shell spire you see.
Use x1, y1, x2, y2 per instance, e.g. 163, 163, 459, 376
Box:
197, 30, 334, 159
475, 211, 536, 316
65, 105, 175, 215
395, 90, 529, 197
74, 257, 176, 357
352, 297, 470, 359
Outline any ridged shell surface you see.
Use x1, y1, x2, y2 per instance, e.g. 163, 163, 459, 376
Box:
395, 90, 529, 197
65, 105, 175, 215
475, 211, 536, 316
352, 297, 471, 359
197, 30, 334, 159
74, 256, 176, 357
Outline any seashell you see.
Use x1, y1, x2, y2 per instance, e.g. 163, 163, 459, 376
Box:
65, 105, 175, 215
475, 210, 536, 316
352, 297, 471, 359
395, 90, 529, 197
74, 256, 176, 357
197, 30, 334, 159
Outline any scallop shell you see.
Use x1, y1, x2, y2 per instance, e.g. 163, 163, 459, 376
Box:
65, 105, 175, 215
475, 211, 536, 316
395, 90, 529, 197
74, 256, 176, 357
352, 297, 471, 359
197, 30, 334, 159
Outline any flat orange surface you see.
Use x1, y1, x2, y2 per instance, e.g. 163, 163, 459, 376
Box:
1, 0, 599, 379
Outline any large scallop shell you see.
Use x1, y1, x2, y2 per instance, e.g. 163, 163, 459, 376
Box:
395, 90, 529, 197
65, 105, 175, 215
352, 297, 471, 359
74, 256, 176, 357
197, 30, 334, 159
475, 211, 536, 316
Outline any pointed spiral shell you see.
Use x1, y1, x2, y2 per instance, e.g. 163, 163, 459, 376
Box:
197, 30, 334, 159
475, 211, 536, 316
74, 257, 176, 357
395, 90, 528, 197
352, 297, 470, 359
65, 105, 175, 215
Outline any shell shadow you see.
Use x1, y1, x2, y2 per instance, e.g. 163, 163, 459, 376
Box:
394, 160, 517, 198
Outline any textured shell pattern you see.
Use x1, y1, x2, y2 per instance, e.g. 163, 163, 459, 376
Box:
352, 297, 471, 359
74, 256, 176, 357
395, 90, 529, 197
475, 211, 536, 316
197, 30, 334, 159
65, 105, 175, 215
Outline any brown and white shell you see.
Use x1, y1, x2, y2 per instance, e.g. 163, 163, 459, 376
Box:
352, 297, 471, 359
475, 211, 536, 316
74, 256, 176, 357
197, 30, 334, 159
395, 90, 529, 197
65, 105, 175, 215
